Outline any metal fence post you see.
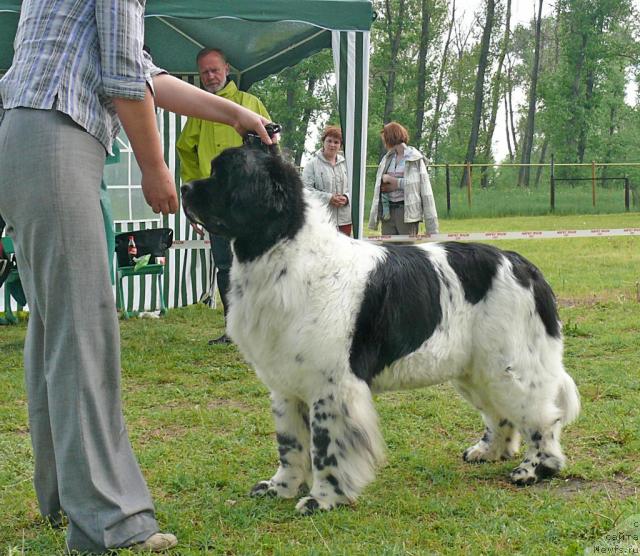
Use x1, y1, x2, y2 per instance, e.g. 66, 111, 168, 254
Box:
550, 154, 555, 211
591, 161, 596, 207
446, 163, 451, 215
625, 176, 630, 211
466, 161, 472, 208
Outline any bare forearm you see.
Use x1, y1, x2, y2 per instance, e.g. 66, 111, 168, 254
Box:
151, 73, 272, 144
112, 89, 178, 215
112, 89, 164, 171
152, 73, 241, 124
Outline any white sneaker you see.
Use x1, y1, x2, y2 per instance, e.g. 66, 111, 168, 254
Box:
130, 532, 178, 552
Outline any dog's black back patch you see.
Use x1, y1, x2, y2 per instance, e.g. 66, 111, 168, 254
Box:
349, 246, 442, 385
442, 242, 502, 304
503, 251, 561, 338
444, 242, 560, 339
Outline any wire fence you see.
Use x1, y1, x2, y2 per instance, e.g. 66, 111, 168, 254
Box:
362, 160, 640, 220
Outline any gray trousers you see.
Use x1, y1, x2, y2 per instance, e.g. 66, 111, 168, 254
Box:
0, 109, 158, 552
381, 205, 419, 236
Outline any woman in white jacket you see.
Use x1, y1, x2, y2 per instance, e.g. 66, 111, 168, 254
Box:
302, 126, 352, 236
368, 122, 439, 235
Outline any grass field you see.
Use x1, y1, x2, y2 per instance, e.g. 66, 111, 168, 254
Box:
1, 213, 639, 555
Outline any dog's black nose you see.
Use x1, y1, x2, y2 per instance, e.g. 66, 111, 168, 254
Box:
180, 183, 192, 196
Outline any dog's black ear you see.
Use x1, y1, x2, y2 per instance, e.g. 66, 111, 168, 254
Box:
266, 154, 300, 212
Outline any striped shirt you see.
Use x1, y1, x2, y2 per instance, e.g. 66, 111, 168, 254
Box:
0, 0, 163, 153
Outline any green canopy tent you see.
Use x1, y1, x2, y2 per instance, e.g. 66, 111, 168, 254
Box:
0, 0, 373, 311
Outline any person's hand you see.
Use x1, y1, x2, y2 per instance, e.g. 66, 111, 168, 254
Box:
381, 175, 399, 193
190, 222, 205, 236
329, 194, 348, 207
232, 107, 275, 145
141, 164, 179, 215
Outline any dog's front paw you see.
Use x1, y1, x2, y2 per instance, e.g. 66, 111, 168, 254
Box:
295, 496, 330, 515
510, 454, 563, 486
250, 480, 278, 497
509, 464, 538, 486
250, 479, 305, 499
463, 443, 492, 463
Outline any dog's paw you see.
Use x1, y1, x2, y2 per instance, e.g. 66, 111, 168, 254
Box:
509, 464, 538, 486
509, 455, 561, 486
250, 480, 278, 497
250, 479, 304, 499
463, 442, 500, 463
295, 496, 331, 515
463, 444, 488, 463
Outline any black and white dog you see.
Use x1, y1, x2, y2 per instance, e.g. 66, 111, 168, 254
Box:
181, 145, 580, 515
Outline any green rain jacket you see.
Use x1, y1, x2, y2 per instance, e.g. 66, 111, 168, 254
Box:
176, 80, 271, 183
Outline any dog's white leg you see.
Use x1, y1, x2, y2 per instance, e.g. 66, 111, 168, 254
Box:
295, 378, 386, 515
250, 394, 311, 499
453, 378, 521, 463
463, 415, 521, 463
509, 412, 566, 486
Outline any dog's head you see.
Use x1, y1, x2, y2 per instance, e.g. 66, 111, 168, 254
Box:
181, 145, 305, 262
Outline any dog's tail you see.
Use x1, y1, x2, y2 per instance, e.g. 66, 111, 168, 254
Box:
557, 371, 580, 426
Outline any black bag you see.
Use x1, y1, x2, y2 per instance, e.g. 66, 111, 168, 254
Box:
115, 228, 173, 268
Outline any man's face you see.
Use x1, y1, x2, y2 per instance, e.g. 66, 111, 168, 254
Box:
198, 52, 229, 94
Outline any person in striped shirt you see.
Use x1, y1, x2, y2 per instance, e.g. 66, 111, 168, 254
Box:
0, 1, 272, 552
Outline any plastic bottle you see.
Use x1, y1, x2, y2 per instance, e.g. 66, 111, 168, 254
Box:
127, 235, 137, 265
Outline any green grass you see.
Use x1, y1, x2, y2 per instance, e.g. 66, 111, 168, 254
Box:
1, 213, 639, 555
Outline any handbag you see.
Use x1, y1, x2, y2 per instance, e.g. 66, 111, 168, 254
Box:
115, 228, 173, 267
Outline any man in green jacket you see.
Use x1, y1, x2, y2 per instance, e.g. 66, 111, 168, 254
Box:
177, 48, 271, 344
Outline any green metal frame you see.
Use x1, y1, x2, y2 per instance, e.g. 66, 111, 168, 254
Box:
1, 236, 20, 324
116, 264, 167, 319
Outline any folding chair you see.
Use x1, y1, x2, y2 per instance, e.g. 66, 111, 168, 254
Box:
0, 236, 23, 324
114, 228, 173, 319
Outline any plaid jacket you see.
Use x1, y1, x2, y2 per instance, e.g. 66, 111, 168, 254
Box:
0, 0, 163, 153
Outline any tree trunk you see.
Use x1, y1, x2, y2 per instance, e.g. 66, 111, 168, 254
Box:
382, 0, 406, 124
294, 76, 318, 166
281, 69, 297, 156
380, 0, 407, 158
426, 0, 455, 160
460, 0, 496, 188
414, 0, 432, 148
481, 0, 512, 187
567, 30, 588, 161
517, 0, 544, 187
534, 136, 549, 187
507, 61, 518, 157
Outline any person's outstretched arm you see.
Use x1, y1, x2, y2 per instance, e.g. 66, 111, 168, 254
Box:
152, 74, 273, 145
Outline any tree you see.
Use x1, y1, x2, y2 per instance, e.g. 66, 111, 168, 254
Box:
414, 0, 432, 146
250, 51, 335, 165
460, 0, 496, 187
517, 0, 544, 187
426, 0, 456, 160
481, 0, 512, 187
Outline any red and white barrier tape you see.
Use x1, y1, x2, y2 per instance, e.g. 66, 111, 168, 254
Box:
170, 228, 640, 249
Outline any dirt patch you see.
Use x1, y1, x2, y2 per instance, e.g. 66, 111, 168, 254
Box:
558, 293, 639, 307
532, 475, 638, 499
206, 398, 254, 411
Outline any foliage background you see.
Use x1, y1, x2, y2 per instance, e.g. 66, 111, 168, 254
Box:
249, 0, 640, 196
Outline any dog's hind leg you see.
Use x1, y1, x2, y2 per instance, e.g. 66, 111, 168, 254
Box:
508, 375, 579, 486
295, 377, 386, 515
250, 394, 311, 499
509, 417, 565, 485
